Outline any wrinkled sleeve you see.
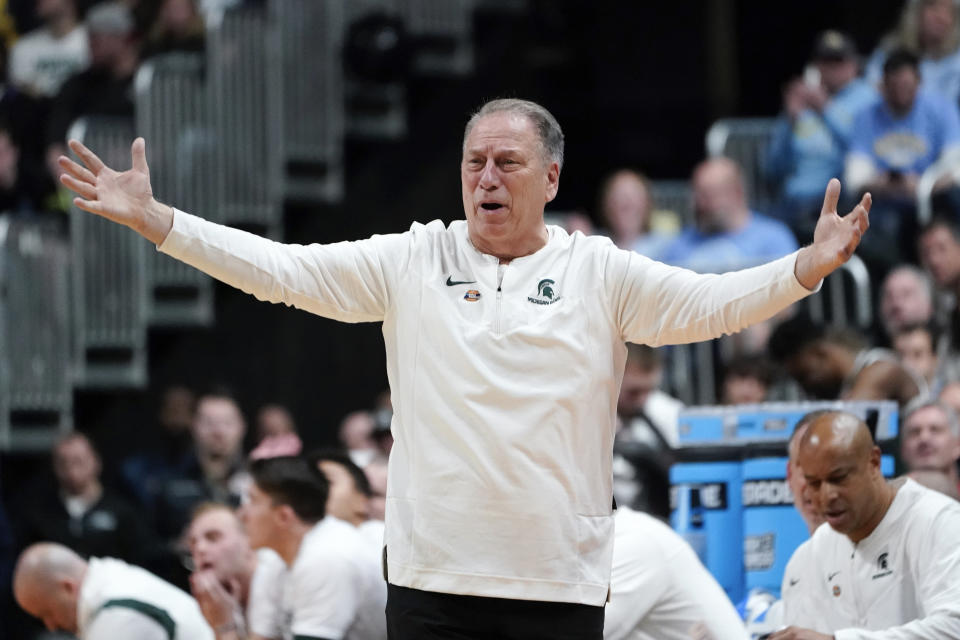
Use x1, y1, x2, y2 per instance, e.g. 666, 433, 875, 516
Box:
605, 247, 816, 346
158, 209, 415, 323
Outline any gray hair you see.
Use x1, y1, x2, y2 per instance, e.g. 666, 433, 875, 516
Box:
903, 397, 960, 437
882, 264, 935, 305
463, 98, 565, 170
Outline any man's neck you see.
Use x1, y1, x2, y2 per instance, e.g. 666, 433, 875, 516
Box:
274, 520, 313, 567
65, 481, 102, 507
470, 226, 549, 263
198, 452, 235, 482
237, 555, 258, 609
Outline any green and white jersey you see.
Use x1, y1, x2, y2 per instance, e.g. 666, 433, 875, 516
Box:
161, 211, 813, 606
77, 557, 213, 640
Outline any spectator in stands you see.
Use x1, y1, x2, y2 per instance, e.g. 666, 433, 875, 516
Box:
363, 458, 387, 522
720, 354, 775, 405
121, 383, 196, 509
255, 402, 296, 443
140, 0, 204, 61
919, 217, 960, 381
307, 449, 385, 550
907, 468, 960, 499
152, 387, 249, 549
598, 169, 674, 261
14, 542, 213, 638
767, 30, 877, 231
777, 411, 960, 636
7, 0, 88, 100
768, 312, 923, 405
0, 118, 54, 215
901, 399, 960, 493
788, 411, 828, 535
879, 264, 936, 344
866, 0, 960, 104
15, 432, 152, 565
617, 343, 682, 448
846, 49, 960, 266
893, 322, 941, 389
661, 157, 798, 271
45, 1, 138, 187
339, 410, 378, 468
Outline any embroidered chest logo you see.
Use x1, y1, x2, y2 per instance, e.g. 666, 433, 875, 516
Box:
463, 289, 481, 302
527, 278, 561, 305
872, 552, 893, 580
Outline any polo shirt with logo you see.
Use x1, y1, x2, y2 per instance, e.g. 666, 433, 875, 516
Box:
159, 211, 814, 606
781, 478, 960, 637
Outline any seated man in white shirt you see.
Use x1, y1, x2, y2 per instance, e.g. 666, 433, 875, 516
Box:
604, 506, 749, 640
307, 449, 386, 549
13, 541, 213, 639
187, 502, 285, 640
238, 456, 383, 640
773, 411, 960, 639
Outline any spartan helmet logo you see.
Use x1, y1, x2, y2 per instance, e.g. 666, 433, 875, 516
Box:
537, 279, 556, 300
878, 553, 888, 571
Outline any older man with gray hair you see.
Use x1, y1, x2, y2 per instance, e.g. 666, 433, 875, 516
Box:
56, 98, 870, 638
901, 398, 960, 493
879, 265, 935, 341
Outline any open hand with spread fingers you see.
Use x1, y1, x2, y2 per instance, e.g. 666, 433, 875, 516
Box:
58, 137, 174, 245
794, 178, 871, 290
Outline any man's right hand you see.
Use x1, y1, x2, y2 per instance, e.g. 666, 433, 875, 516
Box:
58, 137, 174, 245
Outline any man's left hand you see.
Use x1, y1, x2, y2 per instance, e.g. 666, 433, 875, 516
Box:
190, 569, 241, 629
794, 178, 870, 290
768, 627, 833, 640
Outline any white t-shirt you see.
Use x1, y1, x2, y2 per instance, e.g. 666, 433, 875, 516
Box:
77, 557, 213, 640
781, 478, 960, 638
248, 518, 386, 640
604, 508, 749, 640
8, 25, 89, 98
160, 213, 814, 605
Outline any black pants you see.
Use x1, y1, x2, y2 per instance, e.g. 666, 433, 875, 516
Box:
385, 584, 605, 640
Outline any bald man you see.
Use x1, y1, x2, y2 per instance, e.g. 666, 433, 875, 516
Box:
773, 411, 960, 639
14, 542, 213, 639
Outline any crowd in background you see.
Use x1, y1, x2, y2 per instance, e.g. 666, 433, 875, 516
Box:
5, 0, 960, 638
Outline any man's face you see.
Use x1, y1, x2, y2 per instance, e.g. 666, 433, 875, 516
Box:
787, 343, 843, 399
799, 438, 881, 537
894, 329, 937, 382
920, 0, 956, 45
603, 174, 650, 239
901, 405, 960, 473
722, 375, 767, 405
881, 271, 932, 334
187, 509, 252, 581
16, 580, 78, 633
816, 58, 858, 95
692, 162, 743, 234
618, 363, 661, 415
193, 397, 246, 459
318, 461, 369, 524
787, 426, 825, 533
461, 112, 559, 255
883, 66, 920, 114
237, 483, 278, 551
920, 226, 960, 289
53, 438, 100, 496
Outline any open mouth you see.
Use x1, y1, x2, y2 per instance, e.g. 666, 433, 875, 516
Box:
480, 203, 504, 211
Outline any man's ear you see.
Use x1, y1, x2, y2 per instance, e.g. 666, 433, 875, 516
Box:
545, 162, 560, 203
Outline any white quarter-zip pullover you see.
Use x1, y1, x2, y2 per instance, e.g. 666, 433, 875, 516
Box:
781, 478, 960, 637
160, 212, 814, 605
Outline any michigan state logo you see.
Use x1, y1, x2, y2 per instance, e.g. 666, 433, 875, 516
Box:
527, 278, 561, 305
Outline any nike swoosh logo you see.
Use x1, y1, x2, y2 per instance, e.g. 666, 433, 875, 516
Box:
446, 276, 477, 286
789, 578, 799, 587
828, 571, 841, 581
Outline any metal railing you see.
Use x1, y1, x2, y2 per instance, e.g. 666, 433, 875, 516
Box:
0, 216, 73, 450
805, 253, 872, 329
207, 4, 283, 235
271, 0, 346, 202
68, 117, 149, 388
400, 0, 475, 75
705, 117, 779, 213
135, 53, 215, 326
